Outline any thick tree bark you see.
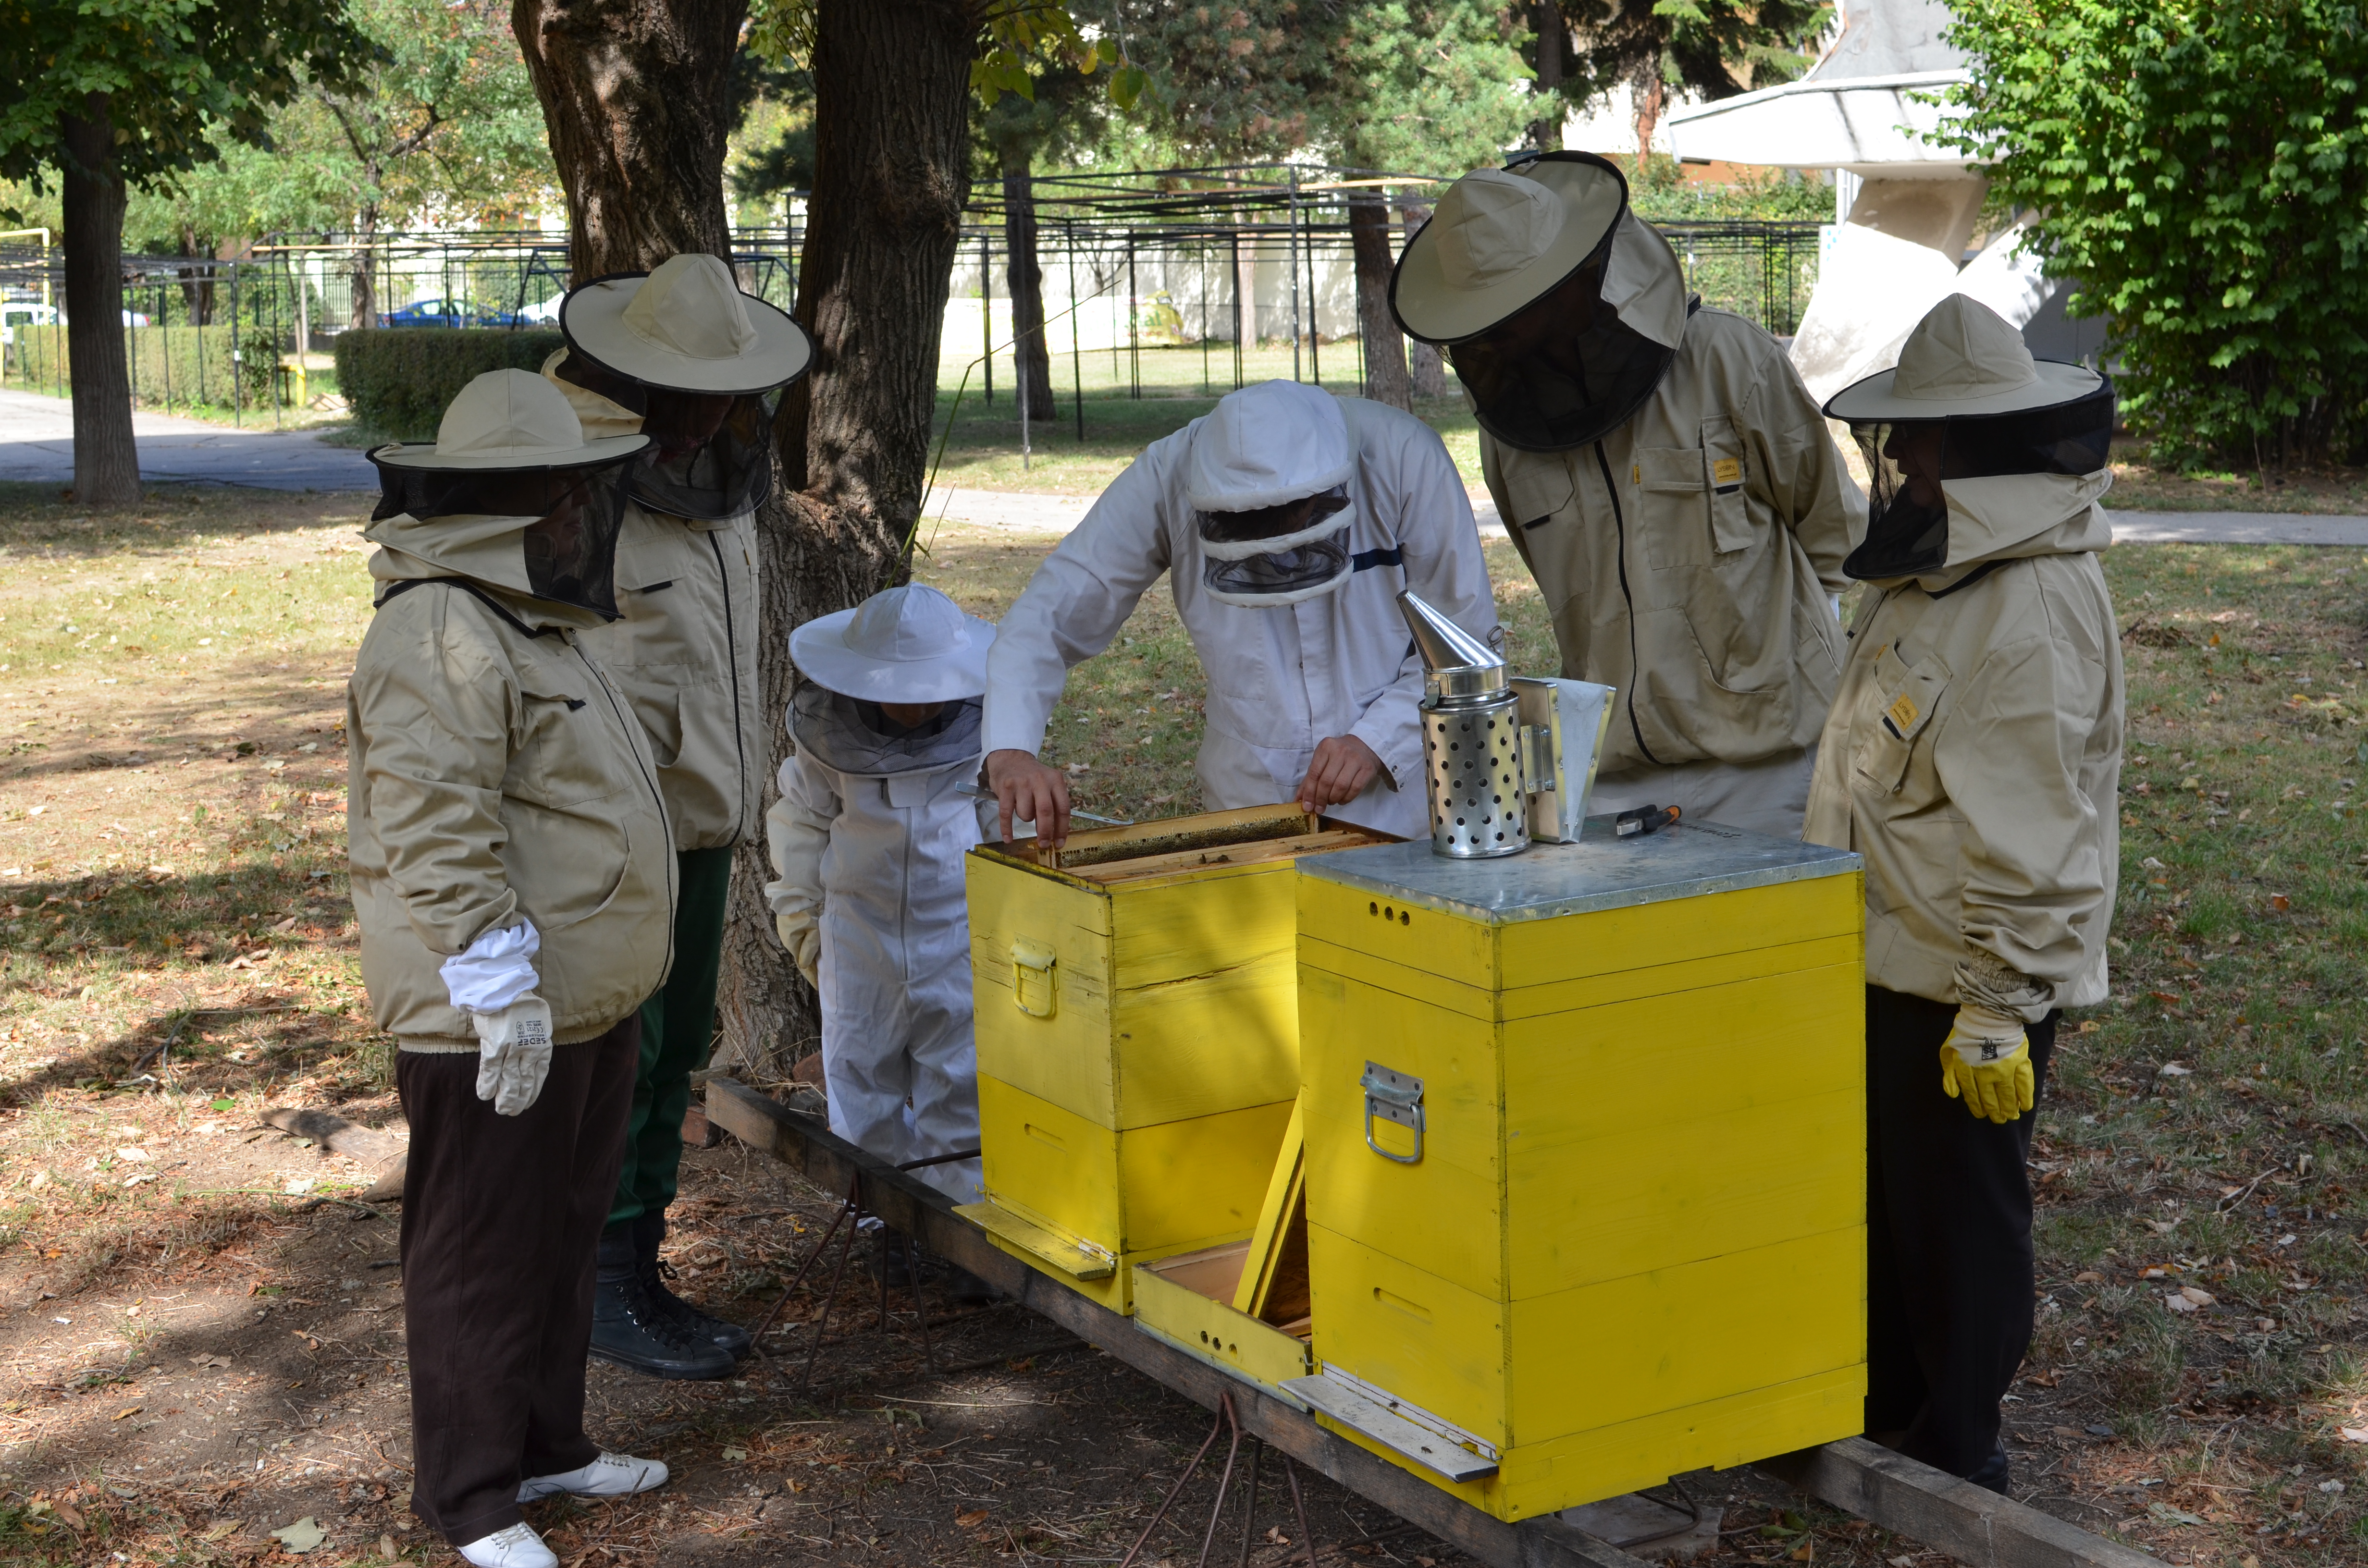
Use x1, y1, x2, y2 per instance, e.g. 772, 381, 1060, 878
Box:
718, 0, 979, 1072
60, 98, 138, 506
510, 0, 746, 276
1001, 153, 1057, 421
1529, 1, 1566, 150
1348, 196, 1410, 412
1400, 202, 1447, 400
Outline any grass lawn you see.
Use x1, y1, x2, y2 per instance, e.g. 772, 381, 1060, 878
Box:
2, 478, 2368, 1563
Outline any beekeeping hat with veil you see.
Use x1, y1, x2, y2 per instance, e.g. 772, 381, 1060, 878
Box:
1391, 151, 1688, 453
550, 253, 814, 521
368, 368, 651, 617
1824, 293, 2114, 581
1186, 379, 1360, 609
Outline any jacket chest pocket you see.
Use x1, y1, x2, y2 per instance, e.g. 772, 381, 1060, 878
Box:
1702, 416, 1752, 555
1850, 641, 1950, 795
1500, 455, 1582, 613
1633, 446, 1704, 570
509, 686, 604, 807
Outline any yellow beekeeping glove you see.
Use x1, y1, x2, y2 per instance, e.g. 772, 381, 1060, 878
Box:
776, 913, 820, 989
1938, 1002, 2035, 1125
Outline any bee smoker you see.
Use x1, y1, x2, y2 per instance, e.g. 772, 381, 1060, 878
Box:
1398, 591, 1616, 860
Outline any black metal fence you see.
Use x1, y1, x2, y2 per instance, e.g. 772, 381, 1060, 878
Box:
0, 165, 1820, 429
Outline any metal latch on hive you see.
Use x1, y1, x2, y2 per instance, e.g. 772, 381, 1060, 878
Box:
1011, 938, 1058, 1017
1361, 1062, 1424, 1164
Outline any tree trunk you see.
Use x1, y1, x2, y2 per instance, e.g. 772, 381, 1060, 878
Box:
1001, 151, 1057, 421
719, 0, 979, 1072
510, 0, 746, 277
350, 199, 380, 331
1529, 1, 1566, 150
59, 98, 138, 506
1347, 196, 1410, 412
1400, 202, 1447, 399
1633, 73, 1667, 163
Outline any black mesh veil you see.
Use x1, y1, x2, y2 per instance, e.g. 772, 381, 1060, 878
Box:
629, 389, 783, 520
1443, 262, 1681, 453
1842, 381, 2117, 581
369, 456, 638, 619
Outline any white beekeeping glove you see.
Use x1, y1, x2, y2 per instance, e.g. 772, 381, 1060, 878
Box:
471, 995, 555, 1116
441, 922, 552, 1116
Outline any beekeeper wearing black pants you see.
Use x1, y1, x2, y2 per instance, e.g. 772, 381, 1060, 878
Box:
1805, 295, 2124, 1492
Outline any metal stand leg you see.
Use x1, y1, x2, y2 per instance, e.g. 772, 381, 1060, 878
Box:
1194, 1397, 1246, 1568
1118, 1390, 1238, 1568
1234, 1440, 1263, 1568
746, 1171, 860, 1357
799, 1185, 866, 1394
1283, 1452, 1319, 1568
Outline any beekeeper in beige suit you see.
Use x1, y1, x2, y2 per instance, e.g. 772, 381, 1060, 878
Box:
1804, 294, 2123, 1494
351, 369, 675, 1568
1391, 151, 1861, 835
542, 254, 814, 1383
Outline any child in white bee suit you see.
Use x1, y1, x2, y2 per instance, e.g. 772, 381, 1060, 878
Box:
765, 584, 998, 1235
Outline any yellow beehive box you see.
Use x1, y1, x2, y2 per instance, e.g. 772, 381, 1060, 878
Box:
961, 805, 1390, 1313
1289, 820, 1867, 1520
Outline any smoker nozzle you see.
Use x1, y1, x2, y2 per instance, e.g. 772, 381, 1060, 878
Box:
1397, 589, 1507, 706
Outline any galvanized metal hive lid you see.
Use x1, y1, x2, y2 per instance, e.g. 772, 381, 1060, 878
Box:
1298, 815, 1859, 923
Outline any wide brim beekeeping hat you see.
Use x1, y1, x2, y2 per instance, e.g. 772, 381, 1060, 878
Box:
370, 368, 648, 472
1391, 153, 1630, 344
561, 253, 814, 395
1825, 293, 2103, 421
790, 584, 998, 704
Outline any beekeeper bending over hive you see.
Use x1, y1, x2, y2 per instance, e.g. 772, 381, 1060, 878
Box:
1805, 295, 2124, 1493
984, 377, 1501, 845
1391, 151, 1861, 836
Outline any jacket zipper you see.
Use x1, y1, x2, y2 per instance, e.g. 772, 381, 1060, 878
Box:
1593, 442, 1663, 767
575, 638, 678, 980
707, 529, 751, 838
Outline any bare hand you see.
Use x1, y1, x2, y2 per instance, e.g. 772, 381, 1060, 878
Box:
1295, 735, 1381, 816
985, 748, 1072, 848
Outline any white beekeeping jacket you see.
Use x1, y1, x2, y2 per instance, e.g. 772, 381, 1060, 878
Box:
982, 392, 1503, 841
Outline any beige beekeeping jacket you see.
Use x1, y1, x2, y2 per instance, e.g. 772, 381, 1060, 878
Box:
545, 351, 767, 852
1481, 305, 1863, 775
1803, 471, 2124, 1016
346, 513, 678, 1052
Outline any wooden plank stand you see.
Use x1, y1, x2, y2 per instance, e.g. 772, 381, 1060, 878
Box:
706, 1079, 2161, 1568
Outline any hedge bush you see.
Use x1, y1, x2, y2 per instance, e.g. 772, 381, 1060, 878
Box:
6, 323, 280, 407
334, 328, 568, 441
1940, 0, 2368, 469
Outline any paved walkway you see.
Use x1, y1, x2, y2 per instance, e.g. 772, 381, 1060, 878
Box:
5, 388, 2366, 547
0, 388, 379, 492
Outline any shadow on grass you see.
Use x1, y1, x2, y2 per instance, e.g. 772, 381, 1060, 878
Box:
0, 482, 373, 558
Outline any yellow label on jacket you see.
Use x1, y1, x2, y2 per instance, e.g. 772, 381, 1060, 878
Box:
1712, 458, 1742, 485
1886, 693, 1920, 733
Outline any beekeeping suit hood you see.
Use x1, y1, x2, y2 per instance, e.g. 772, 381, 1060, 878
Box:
1391, 153, 1688, 453
1185, 380, 1359, 608
365, 369, 650, 621
1826, 294, 2115, 595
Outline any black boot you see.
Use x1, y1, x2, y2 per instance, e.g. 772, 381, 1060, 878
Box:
589, 1222, 734, 1380
635, 1211, 751, 1358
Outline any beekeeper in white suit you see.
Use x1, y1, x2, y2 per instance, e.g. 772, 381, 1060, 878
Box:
984, 378, 1501, 845
765, 585, 997, 1214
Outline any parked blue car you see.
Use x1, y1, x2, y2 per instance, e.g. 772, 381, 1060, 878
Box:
383, 298, 519, 329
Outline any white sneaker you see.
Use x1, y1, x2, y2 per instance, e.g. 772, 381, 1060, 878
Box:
516, 1450, 669, 1503
458, 1523, 557, 1568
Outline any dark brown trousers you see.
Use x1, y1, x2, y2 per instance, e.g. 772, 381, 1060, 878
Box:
398, 1017, 638, 1545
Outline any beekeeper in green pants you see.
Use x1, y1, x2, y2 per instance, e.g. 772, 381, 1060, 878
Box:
546, 253, 814, 1380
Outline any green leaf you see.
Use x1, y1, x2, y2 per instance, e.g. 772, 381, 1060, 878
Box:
1109, 63, 1148, 110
